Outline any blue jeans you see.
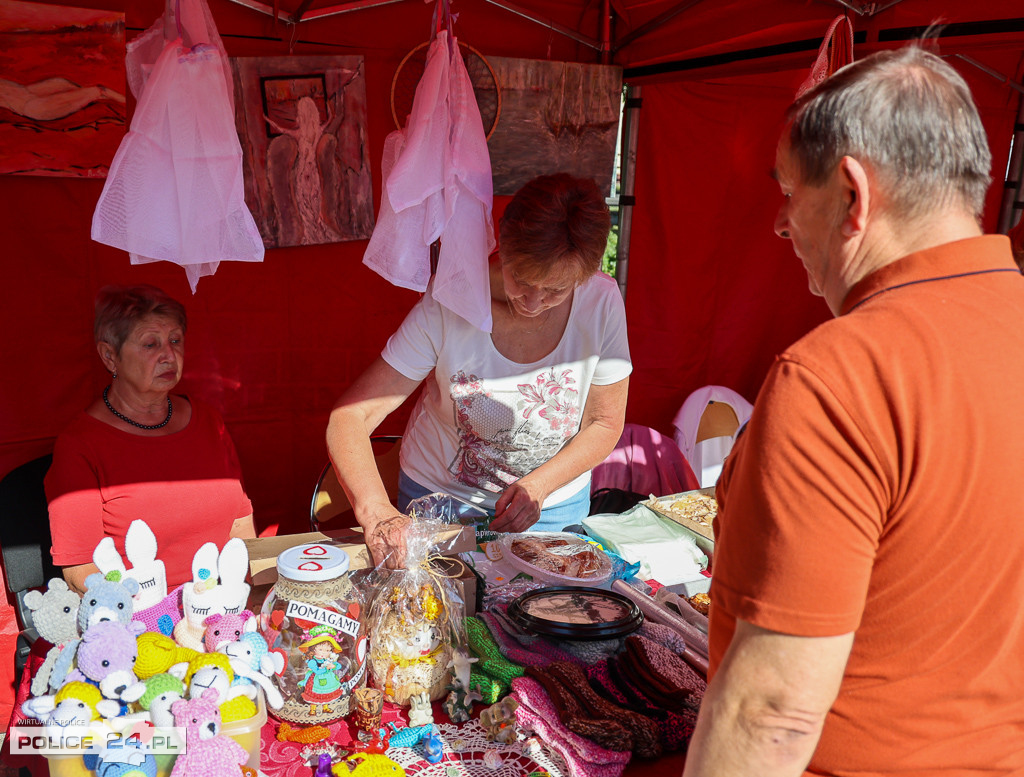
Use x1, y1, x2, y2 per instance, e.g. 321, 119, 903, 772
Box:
397, 471, 590, 531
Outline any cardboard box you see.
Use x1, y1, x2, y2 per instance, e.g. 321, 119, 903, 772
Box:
431, 555, 482, 617
243, 526, 477, 587
244, 531, 371, 587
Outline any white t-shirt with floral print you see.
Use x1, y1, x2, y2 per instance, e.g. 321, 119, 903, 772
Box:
382, 271, 632, 511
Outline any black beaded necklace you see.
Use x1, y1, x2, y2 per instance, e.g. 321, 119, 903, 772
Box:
103, 385, 173, 430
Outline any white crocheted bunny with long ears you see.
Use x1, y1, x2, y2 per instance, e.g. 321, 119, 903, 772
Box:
174, 538, 251, 652
92, 520, 167, 611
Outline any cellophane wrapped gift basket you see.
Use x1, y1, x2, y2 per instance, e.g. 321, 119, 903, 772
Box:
367, 508, 468, 707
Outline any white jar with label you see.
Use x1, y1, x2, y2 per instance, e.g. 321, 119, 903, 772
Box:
259, 543, 367, 724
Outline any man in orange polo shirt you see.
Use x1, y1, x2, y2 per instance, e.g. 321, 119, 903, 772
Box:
683, 44, 1024, 776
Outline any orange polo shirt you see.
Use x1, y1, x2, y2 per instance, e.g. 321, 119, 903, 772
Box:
711, 236, 1024, 775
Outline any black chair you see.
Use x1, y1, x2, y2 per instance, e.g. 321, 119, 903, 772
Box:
0, 454, 58, 675
310, 436, 402, 533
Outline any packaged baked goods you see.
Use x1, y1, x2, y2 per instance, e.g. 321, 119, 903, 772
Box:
367, 516, 466, 706
498, 532, 613, 586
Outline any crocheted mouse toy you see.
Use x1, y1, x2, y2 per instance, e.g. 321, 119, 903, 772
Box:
184, 652, 257, 723
93, 520, 167, 612
174, 539, 251, 652
222, 630, 285, 709
57, 620, 147, 713
24, 578, 81, 696
169, 687, 249, 777
77, 571, 139, 633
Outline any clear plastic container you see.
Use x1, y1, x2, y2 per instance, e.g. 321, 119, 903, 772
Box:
44, 693, 266, 777
259, 542, 368, 724
498, 531, 613, 586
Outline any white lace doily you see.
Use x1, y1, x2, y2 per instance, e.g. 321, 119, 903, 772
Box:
389, 718, 568, 777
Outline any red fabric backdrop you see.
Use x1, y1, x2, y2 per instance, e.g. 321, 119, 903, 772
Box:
624, 43, 1022, 430
2, 0, 1023, 735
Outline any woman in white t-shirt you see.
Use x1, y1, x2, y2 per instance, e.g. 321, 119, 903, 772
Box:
327, 174, 631, 567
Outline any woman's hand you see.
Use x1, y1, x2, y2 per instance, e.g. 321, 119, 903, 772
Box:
365, 512, 411, 569
491, 477, 550, 533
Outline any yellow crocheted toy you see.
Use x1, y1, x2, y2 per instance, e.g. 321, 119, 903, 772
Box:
135, 631, 198, 680
183, 652, 257, 723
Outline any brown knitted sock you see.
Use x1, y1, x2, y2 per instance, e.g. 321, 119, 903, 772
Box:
546, 661, 663, 760
524, 665, 634, 753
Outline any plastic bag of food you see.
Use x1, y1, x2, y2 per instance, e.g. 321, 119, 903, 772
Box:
367, 515, 467, 706
497, 531, 613, 586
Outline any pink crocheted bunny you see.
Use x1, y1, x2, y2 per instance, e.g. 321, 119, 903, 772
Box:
169, 687, 249, 777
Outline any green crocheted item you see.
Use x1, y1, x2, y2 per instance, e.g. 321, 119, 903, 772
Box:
469, 670, 505, 703
465, 616, 525, 686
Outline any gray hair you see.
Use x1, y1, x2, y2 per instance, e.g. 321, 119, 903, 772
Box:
94, 284, 187, 353
786, 44, 991, 220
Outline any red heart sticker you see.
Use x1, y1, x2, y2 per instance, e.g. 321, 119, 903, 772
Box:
347, 602, 361, 620
298, 561, 323, 571
269, 610, 285, 630
304, 545, 328, 556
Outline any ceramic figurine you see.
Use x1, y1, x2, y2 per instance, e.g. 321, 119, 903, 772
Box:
479, 697, 520, 744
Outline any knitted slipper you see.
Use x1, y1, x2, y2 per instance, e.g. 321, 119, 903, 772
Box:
524, 665, 633, 753
513, 682, 629, 777
545, 661, 663, 760
512, 677, 630, 766
637, 619, 689, 656
625, 635, 705, 708
615, 651, 688, 711
468, 669, 506, 703
476, 611, 552, 667
465, 616, 526, 687
598, 658, 698, 752
552, 635, 624, 665
486, 607, 581, 665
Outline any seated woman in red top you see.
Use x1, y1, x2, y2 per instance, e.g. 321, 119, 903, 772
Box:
45, 285, 255, 593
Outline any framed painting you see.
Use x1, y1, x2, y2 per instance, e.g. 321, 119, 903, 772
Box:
231, 55, 374, 248
485, 56, 622, 196
0, 1, 126, 177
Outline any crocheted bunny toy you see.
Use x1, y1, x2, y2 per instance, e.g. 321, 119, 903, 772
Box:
93, 520, 167, 611
174, 539, 251, 652
22, 680, 121, 734
202, 610, 255, 653
60, 620, 147, 713
169, 687, 249, 777
77, 571, 139, 633
134, 632, 198, 681
136, 672, 186, 727
184, 652, 257, 723
222, 630, 285, 709
24, 578, 81, 696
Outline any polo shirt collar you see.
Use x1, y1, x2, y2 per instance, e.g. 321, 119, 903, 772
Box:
840, 235, 1016, 316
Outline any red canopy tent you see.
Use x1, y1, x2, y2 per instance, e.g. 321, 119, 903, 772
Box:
1, 0, 1022, 729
